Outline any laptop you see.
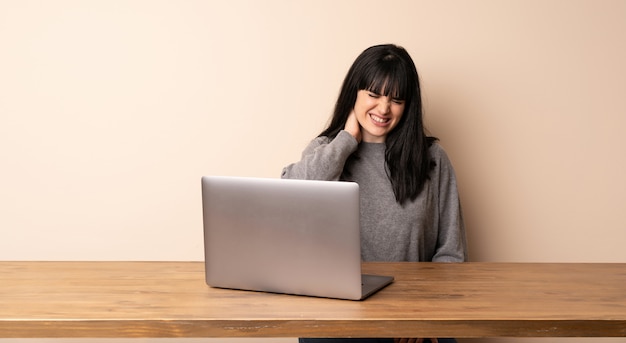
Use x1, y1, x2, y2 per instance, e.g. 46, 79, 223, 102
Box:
201, 175, 394, 300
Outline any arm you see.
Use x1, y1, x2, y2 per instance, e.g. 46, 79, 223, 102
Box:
281, 130, 359, 181
431, 145, 469, 262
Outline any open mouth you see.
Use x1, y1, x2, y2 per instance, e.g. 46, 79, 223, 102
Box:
370, 114, 390, 124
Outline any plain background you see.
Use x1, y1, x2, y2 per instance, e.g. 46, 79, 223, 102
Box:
1, 1, 624, 343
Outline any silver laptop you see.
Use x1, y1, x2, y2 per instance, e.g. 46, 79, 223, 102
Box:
201, 175, 393, 300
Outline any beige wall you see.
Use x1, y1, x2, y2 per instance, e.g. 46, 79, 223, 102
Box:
1, 0, 625, 342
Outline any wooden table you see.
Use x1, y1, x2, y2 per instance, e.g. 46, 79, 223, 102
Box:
1, 262, 624, 338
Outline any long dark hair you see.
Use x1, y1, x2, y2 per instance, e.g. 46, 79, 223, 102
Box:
320, 44, 437, 205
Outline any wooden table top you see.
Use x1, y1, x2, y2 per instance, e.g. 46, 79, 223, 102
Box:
1, 261, 624, 338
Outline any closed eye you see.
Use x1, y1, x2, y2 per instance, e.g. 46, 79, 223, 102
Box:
367, 91, 404, 105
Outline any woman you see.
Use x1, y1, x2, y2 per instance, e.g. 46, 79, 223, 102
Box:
282, 44, 467, 343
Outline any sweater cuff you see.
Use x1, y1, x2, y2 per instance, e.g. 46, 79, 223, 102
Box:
336, 130, 359, 151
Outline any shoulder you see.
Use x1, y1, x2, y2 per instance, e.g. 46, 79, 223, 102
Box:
429, 142, 450, 161
428, 142, 456, 174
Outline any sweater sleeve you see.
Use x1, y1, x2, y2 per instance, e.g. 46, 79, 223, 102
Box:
431, 145, 469, 262
281, 130, 358, 181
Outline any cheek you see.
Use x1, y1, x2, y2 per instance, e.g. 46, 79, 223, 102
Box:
355, 111, 370, 127
354, 97, 373, 111
354, 102, 371, 120
392, 106, 405, 121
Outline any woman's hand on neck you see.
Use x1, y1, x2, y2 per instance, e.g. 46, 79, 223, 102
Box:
344, 110, 362, 143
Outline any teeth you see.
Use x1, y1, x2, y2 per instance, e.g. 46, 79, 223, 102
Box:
371, 115, 388, 123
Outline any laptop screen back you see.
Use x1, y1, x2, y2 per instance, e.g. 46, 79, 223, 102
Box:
201, 176, 364, 300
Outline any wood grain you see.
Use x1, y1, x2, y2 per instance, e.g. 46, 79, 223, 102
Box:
1, 262, 624, 337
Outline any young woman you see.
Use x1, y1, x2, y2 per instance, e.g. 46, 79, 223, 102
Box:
282, 44, 467, 343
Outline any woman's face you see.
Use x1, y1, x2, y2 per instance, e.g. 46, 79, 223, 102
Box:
353, 89, 405, 143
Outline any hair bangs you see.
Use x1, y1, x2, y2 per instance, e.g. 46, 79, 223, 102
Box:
360, 58, 409, 100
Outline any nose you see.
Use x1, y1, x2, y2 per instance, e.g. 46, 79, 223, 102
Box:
377, 97, 391, 114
